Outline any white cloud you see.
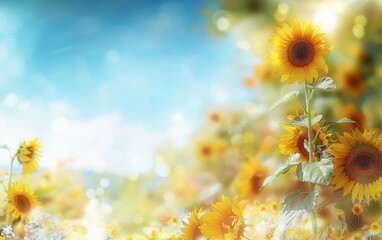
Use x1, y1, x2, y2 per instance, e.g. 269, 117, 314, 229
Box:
0, 96, 195, 176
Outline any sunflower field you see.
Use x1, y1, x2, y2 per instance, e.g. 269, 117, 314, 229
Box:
0, 0, 382, 239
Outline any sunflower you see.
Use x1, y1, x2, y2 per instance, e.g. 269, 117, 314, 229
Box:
370, 222, 381, 235
242, 76, 256, 89
338, 103, 366, 132
236, 156, 268, 198
278, 117, 328, 161
200, 196, 247, 239
326, 128, 382, 204
7, 182, 39, 222
335, 65, 366, 97
17, 138, 42, 175
351, 233, 362, 240
208, 110, 223, 125
195, 139, 225, 161
181, 208, 204, 240
270, 18, 331, 84
351, 203, 364, 216
253, 60, 275, 84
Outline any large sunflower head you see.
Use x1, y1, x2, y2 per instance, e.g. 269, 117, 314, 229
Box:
278, 118, 328, 162
236, 156, 268, 198
7, 182, 39, 222
200, 196, 247, 239
17, 138, 42, 175
181, 208, 204, 240
327, 128, 382, 204
270, 18, 331, 84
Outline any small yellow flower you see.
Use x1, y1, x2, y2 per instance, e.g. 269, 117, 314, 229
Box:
243, 76, 256, 89
370, 222, 381, 235
351, 232, 362, 240
72, 224, 87, 235
6, 182, 39, 222
361, 224, 370, 232
258, 203, 267, 213
106, 224, 119, 239
351, 203, 364, 216
195, 139, 225, 161
338, 212, 345, 221
208, 110, 222, 124
17, 138, 42, 175
269, 201, 279, 212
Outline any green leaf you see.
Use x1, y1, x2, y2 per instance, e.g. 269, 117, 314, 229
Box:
336, 118, 357, 124
311, 114, 323, 126
315, 77, 336, 91
269, 91, 299, 112
288, 114, 322, 127
296, 155, 334, 185
261, 154, 300, 188
288, 115, 307, 127
303, 139, 310, 153
275, 186, 320, 237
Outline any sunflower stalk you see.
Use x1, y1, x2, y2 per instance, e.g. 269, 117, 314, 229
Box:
304, 82, 318, 239
7, 153, 16, 189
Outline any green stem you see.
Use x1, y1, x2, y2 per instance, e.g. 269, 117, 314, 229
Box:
304, 82, 318, 239
8, 153, 16, 189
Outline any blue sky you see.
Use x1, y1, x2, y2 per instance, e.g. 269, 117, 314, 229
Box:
0, 0, 254, 174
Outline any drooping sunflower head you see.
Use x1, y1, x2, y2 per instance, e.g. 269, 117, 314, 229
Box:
236, 156, 267, 198
278, 120, 327, 162
17, 138, 42, 175
200, 196, 247, 239
270, 18, 331, 84
181, 208, 204, 240
7, 182, 39, 222
327, 128, 382, 204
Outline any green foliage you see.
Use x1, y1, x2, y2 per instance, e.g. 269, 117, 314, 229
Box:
269, 90, 299, 111
296, 154, 334, 185
314, 77, 336, 91
261, 154, 300, 188
275, 185, 320, 237
288, 114, 322, 127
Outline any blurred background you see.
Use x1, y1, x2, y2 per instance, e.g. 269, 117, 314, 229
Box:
0, 0, 381, 238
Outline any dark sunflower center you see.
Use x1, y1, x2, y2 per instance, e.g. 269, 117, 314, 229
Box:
250, 172, 264, 194
346, 72, 361, 88
210, 113, 220, 123
26, 147, 34, 159
202, 146, 212, 156
288, 40, 314, 67
14, 195, 31, 213
345, 145, 382, 183
193, 226, 202, 239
